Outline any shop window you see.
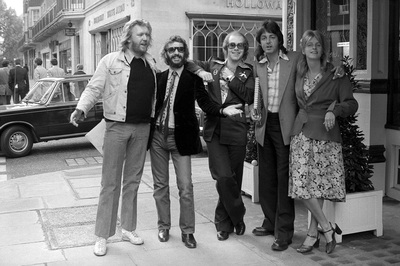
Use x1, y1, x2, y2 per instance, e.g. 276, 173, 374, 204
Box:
191, 19, 261, 64
110, 26, 124, 53
95, 34, 102, 67
338, 0, 350, 15
314, 0, 367, 69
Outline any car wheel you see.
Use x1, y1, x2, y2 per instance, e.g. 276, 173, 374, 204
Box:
0, 126, 33, 158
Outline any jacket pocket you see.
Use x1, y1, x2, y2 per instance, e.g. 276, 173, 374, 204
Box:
104, 68, 123, 99
107, 68, 123, 86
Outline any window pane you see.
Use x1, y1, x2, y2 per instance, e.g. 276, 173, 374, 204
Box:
315, 0, 367, 70
192, 19, 262, 64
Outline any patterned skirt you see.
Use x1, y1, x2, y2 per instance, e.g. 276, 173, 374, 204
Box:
288, 132, 346, 202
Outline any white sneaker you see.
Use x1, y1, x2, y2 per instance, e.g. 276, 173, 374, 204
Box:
93, 237, 107, 256
122, 229, 144, 245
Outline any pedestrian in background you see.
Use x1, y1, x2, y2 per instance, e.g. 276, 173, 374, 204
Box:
33, 58, 48, 83
289, 30, 358, 254
149, 35, 203, 249
47, 58, 65, 78
70, 19, 158, 257
195, 31, 254, 241
9, 58, 29, 104
0, 60, 12, 105
73, 64, 86, 75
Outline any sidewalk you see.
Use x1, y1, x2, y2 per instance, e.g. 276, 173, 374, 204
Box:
0, 158, 399, 266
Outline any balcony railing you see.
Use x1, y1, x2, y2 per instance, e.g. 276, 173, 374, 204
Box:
31, 0, 85, 42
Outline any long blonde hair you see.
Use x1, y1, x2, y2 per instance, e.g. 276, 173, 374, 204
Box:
297, 30, 328, 77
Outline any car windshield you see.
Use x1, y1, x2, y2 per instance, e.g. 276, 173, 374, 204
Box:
23, 81, 56, 104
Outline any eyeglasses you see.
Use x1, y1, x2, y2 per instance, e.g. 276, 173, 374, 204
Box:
228, 42, 245, 50
167, 47, 185, 53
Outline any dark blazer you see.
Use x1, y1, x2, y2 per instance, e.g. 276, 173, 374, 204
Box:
8, 66, 29, 93
254, 51, 301, 146
154, 66, 203, 156
291, 68, 358, 143
195, 58, 254, 146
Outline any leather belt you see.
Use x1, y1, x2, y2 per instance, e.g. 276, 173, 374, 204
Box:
155, 125, 175, 135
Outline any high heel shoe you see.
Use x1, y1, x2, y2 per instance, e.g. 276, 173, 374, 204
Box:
296, 233, 320, 253
321, 223, 342, 254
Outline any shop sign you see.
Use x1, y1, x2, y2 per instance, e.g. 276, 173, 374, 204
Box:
65, 28, 76, 36
226, 0, 282, 10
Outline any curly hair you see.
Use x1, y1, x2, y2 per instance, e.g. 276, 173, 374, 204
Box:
120, 19, 153, 51
255, 20, 287, 61
161, 35, 189, 65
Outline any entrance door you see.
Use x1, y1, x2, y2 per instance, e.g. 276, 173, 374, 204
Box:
387, 0, 400, 201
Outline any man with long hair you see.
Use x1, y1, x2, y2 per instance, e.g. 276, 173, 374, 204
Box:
149, 35, 204, 248
70, 19, 158, 256
251, 20, 343, 252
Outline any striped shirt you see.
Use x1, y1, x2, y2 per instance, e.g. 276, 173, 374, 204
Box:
260, 51, 289, 113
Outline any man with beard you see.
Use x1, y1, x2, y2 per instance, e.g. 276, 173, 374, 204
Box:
149, 35, 204, 248
70, 19, 158, 256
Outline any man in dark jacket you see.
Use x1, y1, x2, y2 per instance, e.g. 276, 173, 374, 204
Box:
149, 35, 203, 249
9, 58, 29, 104
0, 60, 12, 105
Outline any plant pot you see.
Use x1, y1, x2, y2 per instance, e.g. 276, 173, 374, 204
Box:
308, 190, 383, 243
242, 161, 259, 203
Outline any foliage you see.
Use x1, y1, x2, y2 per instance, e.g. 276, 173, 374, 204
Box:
338, 56, 374, 193
245, 121, 258, 164
0, 2, 23, 61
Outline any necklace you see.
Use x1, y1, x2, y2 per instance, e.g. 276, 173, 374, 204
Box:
307, 71, 321, 81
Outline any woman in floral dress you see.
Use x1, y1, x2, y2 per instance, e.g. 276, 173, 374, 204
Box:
288, 30, 358, 254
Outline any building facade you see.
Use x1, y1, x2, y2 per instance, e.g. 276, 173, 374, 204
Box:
17, 0, 400, 201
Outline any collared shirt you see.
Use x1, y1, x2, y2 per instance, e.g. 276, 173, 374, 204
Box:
260, 51, 289, 113
158, 66, 183, 129
124, 49, 147, 67
217, 60, 249, 103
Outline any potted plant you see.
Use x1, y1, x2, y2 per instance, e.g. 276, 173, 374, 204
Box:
318, 56, 383, 243
242, 121, 259, 202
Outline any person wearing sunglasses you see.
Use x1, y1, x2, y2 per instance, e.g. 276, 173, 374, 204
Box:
195, 31, 254, 241
149, 35, 204, 249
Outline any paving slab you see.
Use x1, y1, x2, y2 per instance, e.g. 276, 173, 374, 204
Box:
0, 223, 45, 246
67, 177, 101, 188
0, 242, 64, 266
0, 181, 19, 199
47, 254, 136, 266
0, 197, 45, 214
0, 211, 39, 227
19, 180, 72, 198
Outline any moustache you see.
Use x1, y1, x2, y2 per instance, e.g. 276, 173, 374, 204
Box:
170, 55, 183, 60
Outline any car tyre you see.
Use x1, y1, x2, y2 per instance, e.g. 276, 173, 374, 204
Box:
1, 126, 33, 158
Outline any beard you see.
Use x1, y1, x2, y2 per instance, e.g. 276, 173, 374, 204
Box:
167, 54, 186, 68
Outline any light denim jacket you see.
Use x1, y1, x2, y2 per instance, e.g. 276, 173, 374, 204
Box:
77, 50, 158, 122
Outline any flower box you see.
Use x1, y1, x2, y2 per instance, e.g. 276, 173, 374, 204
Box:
242, 161, 259, 203
308, 190, 383, 243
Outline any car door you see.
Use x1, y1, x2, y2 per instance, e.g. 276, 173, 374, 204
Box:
46, 79, 102, 138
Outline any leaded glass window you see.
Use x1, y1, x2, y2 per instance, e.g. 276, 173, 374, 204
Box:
192, 20, 261, 64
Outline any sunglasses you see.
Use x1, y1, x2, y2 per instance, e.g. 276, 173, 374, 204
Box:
167, 46, 185, 53
228, 42, 245, 50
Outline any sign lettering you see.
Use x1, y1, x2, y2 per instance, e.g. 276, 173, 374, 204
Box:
226, 0, 282, 10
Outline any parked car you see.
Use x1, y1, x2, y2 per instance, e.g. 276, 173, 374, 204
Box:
0, 75, 103, 158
